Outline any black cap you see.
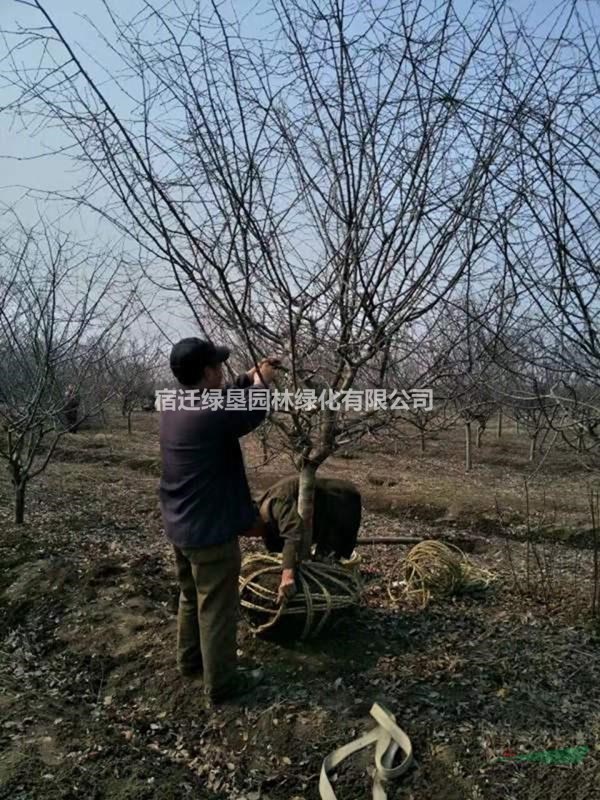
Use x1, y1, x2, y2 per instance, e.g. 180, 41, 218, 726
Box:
169, 338, 230, 386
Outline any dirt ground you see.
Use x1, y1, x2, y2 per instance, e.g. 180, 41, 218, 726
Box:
1, 413, 600, 799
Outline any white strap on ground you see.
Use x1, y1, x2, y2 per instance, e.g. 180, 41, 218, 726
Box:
319, 702, 413, 800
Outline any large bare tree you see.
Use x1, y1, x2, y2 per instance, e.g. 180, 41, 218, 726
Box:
3, 0, 575, 554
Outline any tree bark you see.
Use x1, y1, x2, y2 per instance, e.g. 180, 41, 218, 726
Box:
476, 423, 484, 448
15, 482, 26, 524
529, 432, 537, 463
591, 492, 599, 618
465, 421, 472, 472
297, 460, 318, 561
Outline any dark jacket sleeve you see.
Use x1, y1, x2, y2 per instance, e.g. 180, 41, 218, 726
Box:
268, 494, 304, 570
225, 373, 253, 390
220, 373, 269, 438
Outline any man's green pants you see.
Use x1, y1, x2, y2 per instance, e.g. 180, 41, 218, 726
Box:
173, 538, 241, 695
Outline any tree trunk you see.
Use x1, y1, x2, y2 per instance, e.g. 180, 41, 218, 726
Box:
297, 460, 318, 561
590, 489, 600, 619
15, 482, 26, 524
420, 430, 426, 453
476, 423, 484, 448
127, 410, 133, 435
497, 407, 503, 439
591, 490, 599, 619
529, 432, 537, 463
465, 422, 472, 472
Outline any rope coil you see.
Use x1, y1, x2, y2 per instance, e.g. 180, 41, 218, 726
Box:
401, 540, 494, 607
239, 553, 362, 639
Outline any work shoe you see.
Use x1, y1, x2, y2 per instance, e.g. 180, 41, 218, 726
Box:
207, 667, 264, 706
179, 667, 203, 680
178, 662, 203, 679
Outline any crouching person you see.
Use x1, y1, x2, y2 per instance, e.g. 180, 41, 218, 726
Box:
248, 476, 362, 600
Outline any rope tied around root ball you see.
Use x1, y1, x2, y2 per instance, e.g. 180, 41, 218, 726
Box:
399, 540, 495, 607
239, 553, 362, 639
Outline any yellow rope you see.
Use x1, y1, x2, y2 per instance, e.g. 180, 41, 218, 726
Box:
239, 553, 362, 638
400, 540, 494, 607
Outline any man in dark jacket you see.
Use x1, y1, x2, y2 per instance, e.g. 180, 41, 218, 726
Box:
251, 476, 362, 576
159, 337, 278, 704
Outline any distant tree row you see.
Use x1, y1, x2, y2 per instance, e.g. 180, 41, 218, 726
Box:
0, 223, 163, 522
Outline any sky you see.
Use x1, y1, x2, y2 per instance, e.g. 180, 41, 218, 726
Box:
1, 0, 598, 350
1, 3, 118, 222
1, 0, 275, 235
0, 0, 276, 347
2, 0, 579, 223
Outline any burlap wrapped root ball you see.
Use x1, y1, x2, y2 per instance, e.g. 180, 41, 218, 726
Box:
239, 553, 362, 640
401, 540, 494, 607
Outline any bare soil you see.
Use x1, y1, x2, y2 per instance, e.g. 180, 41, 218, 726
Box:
1, 413, 599, 799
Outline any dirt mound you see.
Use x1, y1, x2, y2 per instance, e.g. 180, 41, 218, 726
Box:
3, 558, 72, 605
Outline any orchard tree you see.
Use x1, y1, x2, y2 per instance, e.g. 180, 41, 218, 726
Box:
3, 0, 574, 555
0, 221, 140, 522
380, 319, 459, 455
104, 339, 162, 434
438, 287, 517, 470
498, 4, 600, 463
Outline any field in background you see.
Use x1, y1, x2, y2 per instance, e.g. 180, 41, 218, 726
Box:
18, 408, 595, 534
1, 412, 599, 799
252, 413, 596, 537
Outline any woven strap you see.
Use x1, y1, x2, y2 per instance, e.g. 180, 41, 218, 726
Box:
319, 703, 413, 800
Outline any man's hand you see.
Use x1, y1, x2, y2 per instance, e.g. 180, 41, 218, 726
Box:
277, 568, 297, 604
248, 356, 282, 386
